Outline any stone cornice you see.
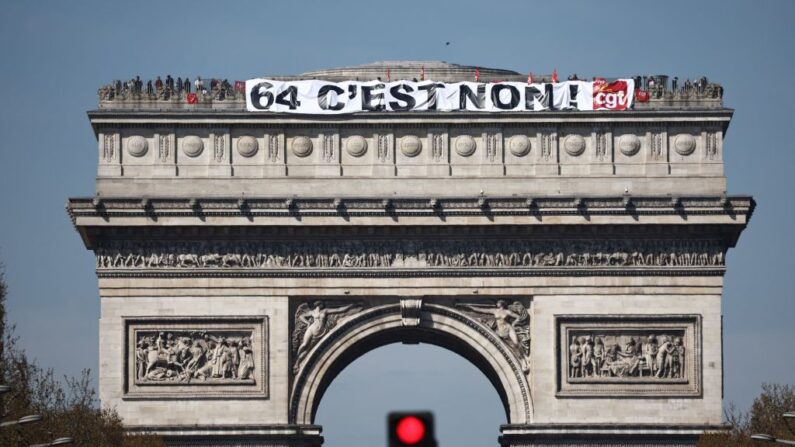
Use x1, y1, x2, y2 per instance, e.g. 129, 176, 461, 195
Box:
87, 108, 734, 134
67, 195, 754, 223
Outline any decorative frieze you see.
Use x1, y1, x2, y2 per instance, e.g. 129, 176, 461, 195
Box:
556, 315, 701, 397
95, 238, 725, 272
124, 317, 268, 400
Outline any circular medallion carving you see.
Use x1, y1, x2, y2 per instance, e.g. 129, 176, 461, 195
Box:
508, 135, 531, 157
564, 134, 586, 156
127, 136, 148, 157
236, 136, 259, 158
674, 134, 697, 156
400, 136, 422, 157
455, 135, 477, 157
182, 136, 204, 158
292, 136, 313, 158
345, 136, 368, 157
618, 134, 641, 156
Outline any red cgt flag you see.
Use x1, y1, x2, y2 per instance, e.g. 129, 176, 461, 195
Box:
552, 69, 558, 83
186, 92, 198, 104
234, 81, 245, 93
475, 67, 480, 82
527, 72, 533, 84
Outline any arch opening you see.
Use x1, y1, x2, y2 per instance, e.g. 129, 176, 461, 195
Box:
290, 304, 532, 426
315, 342, 507, 447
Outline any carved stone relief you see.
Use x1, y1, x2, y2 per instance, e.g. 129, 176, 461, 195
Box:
564, 134, 586, 156
377, 134, 389, 162
267, 134, 279, 162
158, 134, 170, 162
135, 329, 256, 384
292, 137, 313, 158
485, 133, 498, 162
455, 135, 476, 157
706, 132, 719, 160
566, 330, 685, 380
595, 132, 607, 161
508, 135, 531, 157
125, 317, 268, 399
345, 136, 367, 157
127, 136, 148, 157
431, 133, 445, 161
540, 133, 554, 161
457, 300, 531, 373
650, 133, 663, 160
321, 134, 334, 162
674, 134, 696, 156
237, 136, 259, 158
102, 133, 116, 162
618, 134, 641, 157
557, 315, 701, 397
291, 301, 364, 373
182, 136, 204, 158
213, 134, 225, 162
96, 238, 726, 272
400, 135, 422, 157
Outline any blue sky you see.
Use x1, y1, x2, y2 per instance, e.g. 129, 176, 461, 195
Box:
1, 1, 794, 446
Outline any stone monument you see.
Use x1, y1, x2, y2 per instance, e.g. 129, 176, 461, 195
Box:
69, 61, 752, 446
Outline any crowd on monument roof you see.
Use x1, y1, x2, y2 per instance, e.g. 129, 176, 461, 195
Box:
98, 72, 723, 103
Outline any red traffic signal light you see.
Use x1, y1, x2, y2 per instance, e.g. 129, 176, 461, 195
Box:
388, 412, 436, 447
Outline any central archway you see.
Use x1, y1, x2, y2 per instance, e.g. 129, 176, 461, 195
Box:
290, 303, 533, 425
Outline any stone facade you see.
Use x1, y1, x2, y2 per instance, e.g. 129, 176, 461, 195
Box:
69, 61, 752, 447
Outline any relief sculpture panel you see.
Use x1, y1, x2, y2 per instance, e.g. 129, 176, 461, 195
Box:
124, 317, 268, 399
556, 315, 701, 397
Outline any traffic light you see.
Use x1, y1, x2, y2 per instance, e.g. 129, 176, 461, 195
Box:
388, 412, 436, 447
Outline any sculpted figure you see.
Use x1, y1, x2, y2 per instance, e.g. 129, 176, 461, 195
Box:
458, 300, 531, 372
642, 335, 658, 376
592, 337, 605, 376
292, 301, 361, 372
569, 337, 582, 378
580, 336, 595, 377
237, 337, 255, 380
655, 336, 673, 378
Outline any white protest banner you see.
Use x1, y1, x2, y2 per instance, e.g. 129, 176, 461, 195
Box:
245, 78, 634, 114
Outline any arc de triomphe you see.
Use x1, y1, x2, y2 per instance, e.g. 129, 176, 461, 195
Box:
68, 61, 753, 446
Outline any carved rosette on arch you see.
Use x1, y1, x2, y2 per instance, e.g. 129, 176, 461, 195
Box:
456, 300, 531, 374
291, 301, 364, 373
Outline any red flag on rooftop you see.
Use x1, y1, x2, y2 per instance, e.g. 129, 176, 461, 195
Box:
552, 69, 558, 83
420, 66, 425, 81
527, 72, 533, 84
475, 67, 480, 82
186, 92, 198, 104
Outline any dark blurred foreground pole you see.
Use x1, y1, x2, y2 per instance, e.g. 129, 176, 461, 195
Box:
388, 411, 437, 447
0, 384, 73, 447
752, 411, 795, 445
